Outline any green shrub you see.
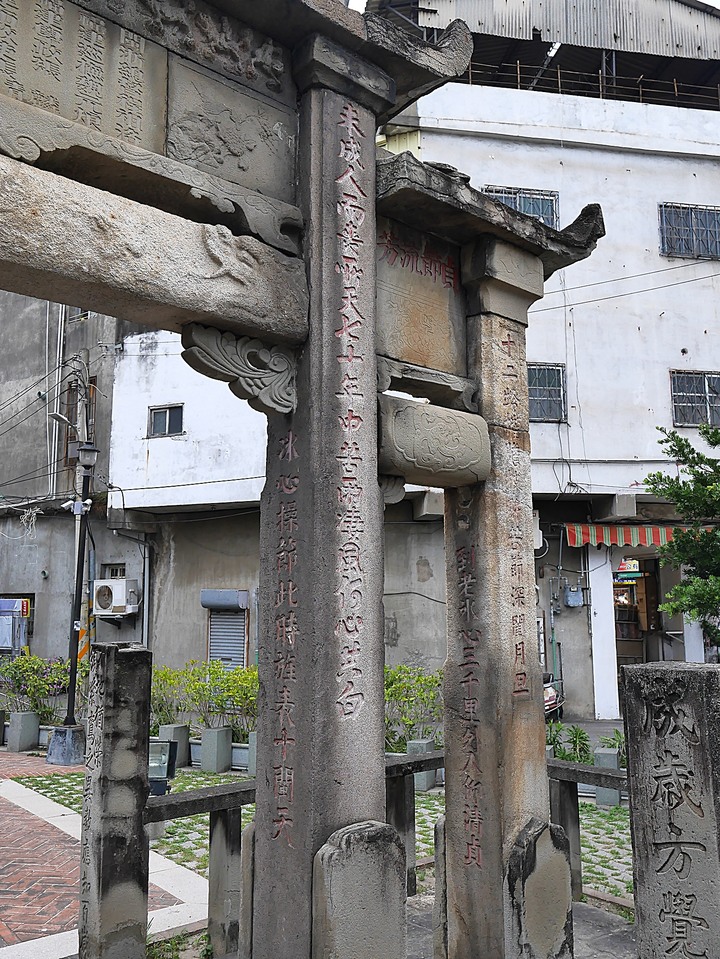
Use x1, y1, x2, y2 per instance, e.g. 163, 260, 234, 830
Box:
599, 728, 627, 768
182, 660, 234, 733
0, 651, 70, 725
545, 720, 593, 765
225, 665, 259, 742
384, 664, 443, 753
150, 664, 187, 732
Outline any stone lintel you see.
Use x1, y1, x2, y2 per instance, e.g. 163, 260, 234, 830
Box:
377, 355, 478, 412
378, 395, 491, 488
0, 154, 308, 345
376, 151, 605, 278
0, 93, 303, 256
293, 34, 395, 116
462, 239, 544, 325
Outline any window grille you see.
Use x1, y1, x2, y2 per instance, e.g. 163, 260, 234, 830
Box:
101, 563, 126, 579
528, 364, 566, 422
483, 185, 559, 229
659, 203, 720, 259
148, 404, 183, 437
670, 371, 720, 426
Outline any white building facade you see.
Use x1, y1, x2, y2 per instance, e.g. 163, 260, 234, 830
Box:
377, 0, 720, 717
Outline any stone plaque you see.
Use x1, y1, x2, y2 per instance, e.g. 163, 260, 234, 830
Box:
376, 215, 467, 375
0, 0, 167, 152
167, 57, 297, 206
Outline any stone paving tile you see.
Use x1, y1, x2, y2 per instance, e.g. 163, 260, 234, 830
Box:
0, 748, 86, 779
0, 795, 177, 946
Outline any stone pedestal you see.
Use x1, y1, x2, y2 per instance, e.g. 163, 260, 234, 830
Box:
440, 238, 572, 958
7, 711, 39, 752
79, 643, 151, 959
594, 747, 621, 807
46, 724, 85, 766
159, 723, 190, 768
312, 821, 406, 959
622, 663, 720, 959
408, 738, 437, 792
201, 726, 232, 773
251, 41, 392, 959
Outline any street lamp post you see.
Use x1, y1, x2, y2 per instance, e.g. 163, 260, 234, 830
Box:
64, 442, 98, 727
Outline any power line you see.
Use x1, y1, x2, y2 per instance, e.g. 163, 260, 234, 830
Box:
532, 268, 720, 313
542, 257, 719, 296
0, 456, 69, 490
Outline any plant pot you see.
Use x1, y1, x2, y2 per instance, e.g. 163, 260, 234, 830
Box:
231, 742, 249, 771
189, 738, 201, 766
407, 738, 437, 792
201, 726, 232, 773
159, 723, 191, 768
7, 711, 40, 752
248, 731, 257, 777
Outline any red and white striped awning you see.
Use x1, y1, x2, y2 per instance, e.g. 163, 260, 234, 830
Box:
564, 523, 681, 548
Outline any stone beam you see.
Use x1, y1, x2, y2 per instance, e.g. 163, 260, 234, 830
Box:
0, 154, 308, 344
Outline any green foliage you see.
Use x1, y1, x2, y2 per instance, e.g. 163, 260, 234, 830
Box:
181, 660, 259, 740
645, 425, 720, 643
384, 664, 443, 753
599, 728, 627, 768
224, 664, 259, 743
545, 720, 593, 764
151, 664, 187, 732
0, 651, 71, 725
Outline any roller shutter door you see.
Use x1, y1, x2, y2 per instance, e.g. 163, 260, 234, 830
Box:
208, 609, 247, 669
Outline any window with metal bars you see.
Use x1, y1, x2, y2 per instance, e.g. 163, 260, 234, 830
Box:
483, 185, 559, 229
670, 371, 720, 426
659, 203, 720, 259
528, 364, 566, 422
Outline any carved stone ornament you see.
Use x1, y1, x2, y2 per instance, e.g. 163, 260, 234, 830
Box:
0, 93, 303, 255
378, 394, 491, 489
181, 324, 297, 415
378, 474, 405, 505
376, 355, 478, 413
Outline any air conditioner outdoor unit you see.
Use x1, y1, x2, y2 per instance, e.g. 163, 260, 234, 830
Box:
93, 579, 140, 617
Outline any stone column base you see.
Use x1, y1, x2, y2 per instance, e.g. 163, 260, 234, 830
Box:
46, 724, 85, 765
312, 821, 406, 959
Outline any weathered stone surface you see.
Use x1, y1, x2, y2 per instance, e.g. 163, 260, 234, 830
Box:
0, 93, 303, 255
377, 151, 605, 278
201, 726, 232, 773
158, 723, 189, 768
181, 324, 297, 415
167, 57, 297, 205
506, 820, 573, 958
440, 239, 570, 958
6, 710, 39, 752
433, 815, 448, 959
376, 355, 478, 412
622, 663, 720, 959
0, 1, 167, 152
376, 215, 466, 374
378, 395, 490, 488
239, 822, 255, 959
462, 239, 544, 323
0, 154, 308, 343
252, 64, 387, 959
46, 724, 85, 766
208, 807, 241, 958
71, 0, 297, 108
79, 642, 151, 959
312, 821, 406, 959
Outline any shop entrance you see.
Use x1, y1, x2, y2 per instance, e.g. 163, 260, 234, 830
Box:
614, 557, 661, 680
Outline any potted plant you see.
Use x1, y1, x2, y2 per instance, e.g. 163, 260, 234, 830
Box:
384, 664, 444, 791
151, 664, 191, 768
225, 664, 259, 772
185, 660, 233, 772
0, 652, 69, 752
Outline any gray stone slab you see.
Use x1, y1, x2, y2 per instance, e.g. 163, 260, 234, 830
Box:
201, 727, 232, 773
167, 57, 297, 206
6, 710, 39, 752
159, 724, 190, 768
595, 747, 621, 808
312, 821, 406, 959
407, 739, 436, 792
46, 724, 85, 765
0, 1, 167, 152
376, 215, 466, 375
0, 153, 308, 343
622, 663, 720, 959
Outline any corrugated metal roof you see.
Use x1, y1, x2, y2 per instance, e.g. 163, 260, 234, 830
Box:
415, 0, 720, 58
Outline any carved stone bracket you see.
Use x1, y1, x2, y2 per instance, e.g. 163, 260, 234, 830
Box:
181, 324, 297, 415
379, 474, 405, 505
377, 355, 478, 413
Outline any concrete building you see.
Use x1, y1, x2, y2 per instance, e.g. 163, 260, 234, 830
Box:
372, 0, 720, 717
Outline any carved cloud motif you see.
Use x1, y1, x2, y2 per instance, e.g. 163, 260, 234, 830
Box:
393, 405, 485, 473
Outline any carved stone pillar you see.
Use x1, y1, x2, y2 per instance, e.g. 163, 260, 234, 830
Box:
441, 238, 573, 959
250, 37, 394, 959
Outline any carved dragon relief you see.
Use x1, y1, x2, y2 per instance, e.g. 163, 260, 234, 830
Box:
0, 94, 302, 255
181, 323, 297, 415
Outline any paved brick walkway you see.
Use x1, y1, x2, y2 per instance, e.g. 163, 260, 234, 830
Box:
0, 749, 178, 947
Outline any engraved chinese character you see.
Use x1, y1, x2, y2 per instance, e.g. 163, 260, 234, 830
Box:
336, 440, 363, 475
511, 614, 526, 637
337, 476, 363, 507
275, 611, 298, 647
275, 580, 299, 609
510, 585, 527, 607
276, 536, 297, 573
644, 686, 700, 746
337, 505, 365, 536
464, 806, 484, 840
513, 671, 529, 696
337, 639, 362, 678
274, 686, 296, 730
464, 836, 483, 867
276, 474, 300, 494
336, 373, 363, 401
659, 892, 708, 957
271, 807, 294, 845
337, 680, 364, 717
279, 430, 299, 461
273, 728, 296, 761
276, 501, 298, 533
274, 764, 294, 802
654, 840, 706, 880
652, 750, 704, 818
337, 344, 364, 367
338, 102, 363, 139
274, 649, 297, 682
338, 409, 363, 432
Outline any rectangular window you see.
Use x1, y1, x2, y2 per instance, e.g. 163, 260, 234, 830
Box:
659, 203, 720, 259
101, 563, 126, 580
149, 404, 183, 437
528, 364, 566, 422
670, 371, 720, 426
483, 185, 559, 229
